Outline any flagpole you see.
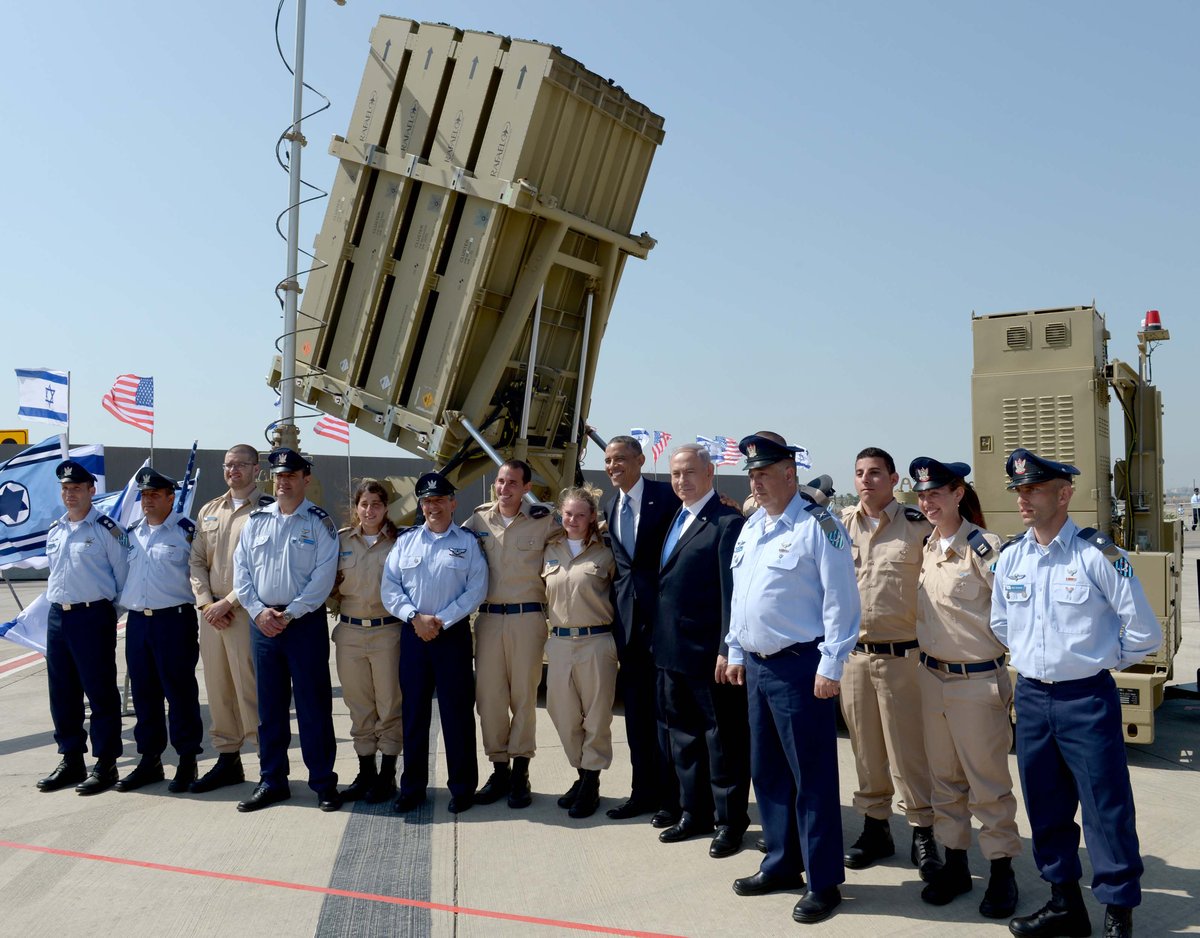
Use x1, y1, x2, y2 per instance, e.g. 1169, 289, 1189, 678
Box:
65, 370, 71, 453
345, 437, 352, 506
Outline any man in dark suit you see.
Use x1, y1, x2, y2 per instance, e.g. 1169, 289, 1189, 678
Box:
655, 444, 751, 859
603, 434, 680, 824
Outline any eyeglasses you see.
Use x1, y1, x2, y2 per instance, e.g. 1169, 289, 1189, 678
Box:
223, 462, 256, 471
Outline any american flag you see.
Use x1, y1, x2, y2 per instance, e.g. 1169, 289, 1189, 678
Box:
651, 430, 672, 462
313, 414, 350, 444
101, 374, 154, 434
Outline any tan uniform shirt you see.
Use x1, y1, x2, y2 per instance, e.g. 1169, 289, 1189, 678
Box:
841, 500, 931, 642
542, 536, 615, 628
190, 490, 268, 609
917, 519, 1006, 662
329, 527, 396, 619
463, 502, 555, 604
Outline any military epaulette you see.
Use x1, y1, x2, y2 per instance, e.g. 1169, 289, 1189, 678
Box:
97, 514, 130, 549
396, 525, 421, 540
999, 534, 1024, 553
904, 507, 927, 523
465, 527, 486, 540
127, 519, 142, 533
308, 505, 338, 539
803, 501, 846, 550
338, 525, 354, 535
257, 494, 276, 507
178, 517, 195, 543
1077, 527, 1134, 577
250, 505, 271, 517
528, 503, 551, 519
966, 528, 993, 561
472, 502, 492, 515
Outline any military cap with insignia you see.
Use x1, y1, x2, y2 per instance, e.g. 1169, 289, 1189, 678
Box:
908, 456, 971, 491
1004, 448, 1080, 489
268, 447, 312, 473
135, 466, 177, 491
415, 472, 456, 498
738, 433, 799, 470
56, 459, 96, 484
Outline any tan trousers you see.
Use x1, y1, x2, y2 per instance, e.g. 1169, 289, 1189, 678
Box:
840, 649, 935, 826
545, 632, 618, 771
918, 663, 1021, 858
333, 621, 403, 756
198, 608, 258, 753
474, 611, 548, 761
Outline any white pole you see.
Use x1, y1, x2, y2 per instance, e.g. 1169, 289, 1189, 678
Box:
280, 0, 308, 437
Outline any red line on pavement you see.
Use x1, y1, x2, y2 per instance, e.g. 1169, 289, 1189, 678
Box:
0, 651, 43, 674
0, 840, 685, 938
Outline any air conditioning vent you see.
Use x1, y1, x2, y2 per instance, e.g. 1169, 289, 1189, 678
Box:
1044, 321, 1070, 347
1006, 325, 1031, 349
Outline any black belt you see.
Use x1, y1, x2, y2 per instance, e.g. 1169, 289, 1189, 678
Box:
856, 639, 919, 656
479, 602, 545, 615
920, 652, 1006, 676
751, 641, 807, 661
339, 614, 399, 628
51, 600, 111, 611
131, 604, 192, 617
551, 625, 612, 638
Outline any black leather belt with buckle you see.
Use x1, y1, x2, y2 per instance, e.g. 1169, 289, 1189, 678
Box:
551, 625, 612, 638
856, 639, 920, 656
339, 614, 400, 628
920, 652, 1006, 676
479, 602, 545, 615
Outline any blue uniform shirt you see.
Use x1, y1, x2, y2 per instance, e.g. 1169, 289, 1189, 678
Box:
990, 517, 1162, 681
119, 515, 196, 611
381, 524, 488, 629
233, 498, 338, 621
45, 507, 129, 604
725, 491, 861, 680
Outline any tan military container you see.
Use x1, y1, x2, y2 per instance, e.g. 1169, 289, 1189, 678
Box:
272, 16, 663, 503
973, 304, 1181, 742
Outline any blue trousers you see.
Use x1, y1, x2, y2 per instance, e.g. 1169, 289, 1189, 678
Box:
1015, 672, 1143, 907
46, 601, 122, 762
399, 619, 478, 800
126, 606, 203, 759
251, 609, 337, 793
747, 641, 845, 892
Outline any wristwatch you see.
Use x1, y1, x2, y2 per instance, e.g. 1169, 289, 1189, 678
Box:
281, 611, 295, 624
406, 611, 417, 625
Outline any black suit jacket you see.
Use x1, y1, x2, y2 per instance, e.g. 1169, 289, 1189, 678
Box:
654, 493, 745, 677
605, 477, 680, 651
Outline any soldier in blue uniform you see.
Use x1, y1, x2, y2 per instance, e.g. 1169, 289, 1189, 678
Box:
991, 448, 1161, 938
37, 459, 129, 795
115, 467, 204, 793
382, 472, 488, 815
724, 433, 861, 926
232, 448, 341, 812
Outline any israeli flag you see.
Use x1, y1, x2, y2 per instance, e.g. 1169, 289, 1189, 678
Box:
629, 428, 652, 452
0, 436, 105, 569
16, 369, 69, 426
0, 592, 49, 654
795, 447, 812, 471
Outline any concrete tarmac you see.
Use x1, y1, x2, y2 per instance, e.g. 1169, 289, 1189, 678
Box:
1, 537, 1198, 937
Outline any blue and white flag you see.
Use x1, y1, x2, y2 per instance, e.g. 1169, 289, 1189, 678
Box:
0, 436, 105, 569
0, 592, 49, 654
795, 447, 812, 471
15, 369, 69, 426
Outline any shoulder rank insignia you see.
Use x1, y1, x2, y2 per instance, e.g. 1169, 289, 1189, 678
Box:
529, 503, 551, 519
178, 517, 196, 543
257, 494, 276, 507
803, 502, 845, 550
1076, 526, 1124, 564
97, 514, 130, 549
308, 505, 338, 539
999, 534, 1023, 553
965, 528, 993, 560
127, 519, 142, 533
904, 506, 927, 523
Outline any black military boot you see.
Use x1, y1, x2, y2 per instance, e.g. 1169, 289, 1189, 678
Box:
1103, 905, 1132, 938
557, 768, 585, 809
365, 754, 397, 804
76, 760, 119, 795
845, 815, 895, 869
476, 761, 511, 805
911, 825, 943, 882
37, 754, 87, 792
980, 857, 1018, 918
921, 847, 972, 905
114, 756, 165, 792
508, 756, 532, 809
190, 752, 245, 793
568, 769, 601, 819
340, 755, 378, 802
168, 755, 198, 793
1009, 881, 1092, 937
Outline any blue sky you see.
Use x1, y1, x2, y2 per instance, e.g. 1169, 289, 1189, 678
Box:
2, 1, 1196, 490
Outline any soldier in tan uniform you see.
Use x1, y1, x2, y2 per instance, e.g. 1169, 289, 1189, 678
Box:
542, 485, 618, 820
464, 459, 555, 809
839, 448, 941, 880
910, 456, 1020, 920
330, 479, 402, 804
188, 445, 271, 792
